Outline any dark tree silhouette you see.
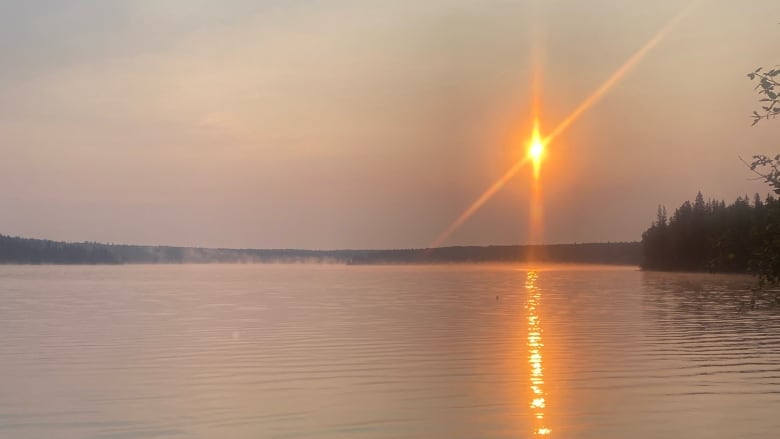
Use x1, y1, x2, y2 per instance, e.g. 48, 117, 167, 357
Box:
641, 193, 779, 282
744, 59, 780, 286
748, 66, 780, 125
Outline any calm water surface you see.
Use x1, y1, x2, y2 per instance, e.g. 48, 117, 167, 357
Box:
1, 264, 779, 438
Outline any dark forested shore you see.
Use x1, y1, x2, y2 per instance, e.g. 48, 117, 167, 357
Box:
641, 192, 780, 283
0, 234, 641, 266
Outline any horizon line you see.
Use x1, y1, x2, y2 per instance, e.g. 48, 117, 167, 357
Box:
0, 232, 640, 253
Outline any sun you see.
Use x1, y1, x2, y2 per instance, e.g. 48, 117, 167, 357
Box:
527, 120, 545, 179
529, 139, 544, 161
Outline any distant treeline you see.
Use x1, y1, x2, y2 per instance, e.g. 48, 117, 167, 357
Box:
642, 192, 780, 279
0, 234, 641, 266
345, 243, 640, 265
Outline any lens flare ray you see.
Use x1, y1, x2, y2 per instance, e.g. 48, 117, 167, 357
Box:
542, 2, 698, 146
428, 2, 697, 248
429, 156, 530, 249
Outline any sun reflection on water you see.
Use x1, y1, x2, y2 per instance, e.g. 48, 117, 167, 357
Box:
526, 270, 551, 436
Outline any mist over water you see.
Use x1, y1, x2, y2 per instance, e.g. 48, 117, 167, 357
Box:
1, 264, 779, 438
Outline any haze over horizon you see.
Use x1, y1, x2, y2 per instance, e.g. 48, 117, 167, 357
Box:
1, 0, 778, 250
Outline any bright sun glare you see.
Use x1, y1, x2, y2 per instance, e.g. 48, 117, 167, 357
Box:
528, 120, 545, 179
528, 118, 545, 160
529, 139, 544, 161
428, 2, 695, 248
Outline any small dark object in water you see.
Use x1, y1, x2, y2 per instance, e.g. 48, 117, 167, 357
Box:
496, 295, 499, 300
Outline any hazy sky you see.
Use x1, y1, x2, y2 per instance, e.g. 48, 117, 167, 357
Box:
1, 0, 778, 249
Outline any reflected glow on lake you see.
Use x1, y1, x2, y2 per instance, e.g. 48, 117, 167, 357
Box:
1, 264, 779, 439
526, 271, 551, 436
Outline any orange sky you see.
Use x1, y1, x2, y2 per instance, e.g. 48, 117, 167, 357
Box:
0, 0, 778, 249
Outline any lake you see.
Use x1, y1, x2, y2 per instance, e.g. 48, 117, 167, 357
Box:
1, 264, 779, 438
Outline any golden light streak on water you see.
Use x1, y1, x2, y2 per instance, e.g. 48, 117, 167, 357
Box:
427, 2, 697, 248
526, 270, 551, 436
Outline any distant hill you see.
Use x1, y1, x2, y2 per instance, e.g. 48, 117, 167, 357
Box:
0, 234, 641, 266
